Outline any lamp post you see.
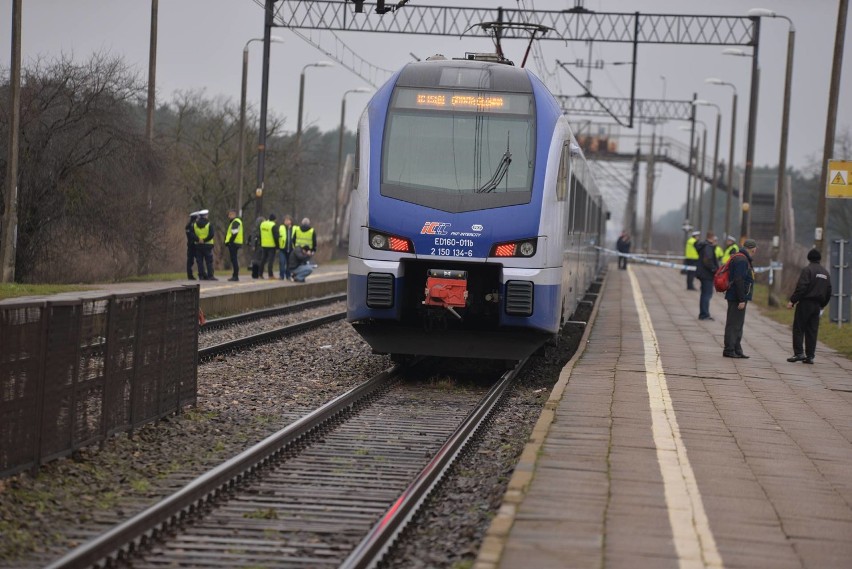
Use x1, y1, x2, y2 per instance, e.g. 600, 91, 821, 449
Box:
749, 8, 795, 306
238, 35, 283, 217
680, 122, 707, 233
723, 43, 760, 241
334, 88, 372, 249
705, 78, 738, 239
694, 100, 722, 234
293, 61, 335, 218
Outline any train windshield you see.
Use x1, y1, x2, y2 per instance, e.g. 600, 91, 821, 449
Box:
382, 88, 535, 213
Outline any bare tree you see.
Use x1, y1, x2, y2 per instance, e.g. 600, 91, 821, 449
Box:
0, 53, 169, 282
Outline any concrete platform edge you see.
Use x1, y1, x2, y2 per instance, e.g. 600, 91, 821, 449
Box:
474, 272, 609, 569
199, 279, 346, 317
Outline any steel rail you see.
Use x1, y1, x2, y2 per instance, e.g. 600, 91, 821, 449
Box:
201, 293, 346, 330
43, 364, 402, 569
198, 311, 346, 360
340, 357, 529, 569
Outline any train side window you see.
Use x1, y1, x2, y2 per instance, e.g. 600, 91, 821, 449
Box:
353, 127, 361, 190
556, 143, 569, 201
573, 181, 587, 233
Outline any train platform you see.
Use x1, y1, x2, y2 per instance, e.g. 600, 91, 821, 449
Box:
0, 262, 347, 315
477, 263, 852, 569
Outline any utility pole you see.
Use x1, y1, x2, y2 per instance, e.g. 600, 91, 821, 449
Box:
625, 147, 640, 237
145, 0, 158, 144
643, 133, 656, 254
1, 0, 22, 283
254, 0, 277, 221
815, 0, 848, 257
740, 18, 761, 239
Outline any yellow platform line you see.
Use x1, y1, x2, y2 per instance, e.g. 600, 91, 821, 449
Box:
628, 267, 724, 569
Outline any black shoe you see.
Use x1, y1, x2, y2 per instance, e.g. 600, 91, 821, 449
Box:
722, 352, 742, 358
207, 276, 218, 281
736, 353, 750, 359
228, 277, 238, 281
787, 354, 806, 363
188, 276, 196, 280
699, 316, 714, 321
802, 358, 814, 364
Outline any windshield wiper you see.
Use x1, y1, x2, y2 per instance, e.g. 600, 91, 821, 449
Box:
477, 133, 512, 194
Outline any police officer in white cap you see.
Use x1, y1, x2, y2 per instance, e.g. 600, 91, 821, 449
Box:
193, 209, 217, 280
684, 230, 701, 290
185, 211, 200, 280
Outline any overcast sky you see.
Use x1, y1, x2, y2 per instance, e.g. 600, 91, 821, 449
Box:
2, 0, 850, 230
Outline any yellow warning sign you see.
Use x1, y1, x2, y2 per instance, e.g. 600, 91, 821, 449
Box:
827, 160, 852, 198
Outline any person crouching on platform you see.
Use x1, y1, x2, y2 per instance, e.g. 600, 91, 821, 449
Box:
289, 245, 315, 283
786, 248, 832, 364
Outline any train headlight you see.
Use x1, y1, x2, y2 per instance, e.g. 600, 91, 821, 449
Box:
369, 230, 414, 253
490, 238, 537, 258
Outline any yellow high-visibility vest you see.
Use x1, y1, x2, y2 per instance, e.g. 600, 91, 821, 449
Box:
260, 220, 276, 248
225, 217, 243, 245
722, 243, 739, 264
193, 222, 212, 244
292, 226, 315, 250
685, 237, 699, 260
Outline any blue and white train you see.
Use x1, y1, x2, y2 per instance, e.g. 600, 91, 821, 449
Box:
346, 55, 607, 360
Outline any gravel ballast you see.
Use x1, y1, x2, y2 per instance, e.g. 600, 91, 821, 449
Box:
0, 290, 597, 568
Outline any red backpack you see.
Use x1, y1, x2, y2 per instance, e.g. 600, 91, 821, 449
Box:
713, 252, 745, 293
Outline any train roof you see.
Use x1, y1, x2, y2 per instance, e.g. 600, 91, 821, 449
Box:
396, 59, 532, 93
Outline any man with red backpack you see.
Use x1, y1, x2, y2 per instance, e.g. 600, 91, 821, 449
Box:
723, 239, 757, 358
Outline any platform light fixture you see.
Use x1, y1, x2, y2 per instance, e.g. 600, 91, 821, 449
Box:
747, 7, 796, 306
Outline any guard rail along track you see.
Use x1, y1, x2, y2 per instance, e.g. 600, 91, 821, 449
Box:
45, 357, 528, 569
200, 293, 346, 331
198, 311, 346, 360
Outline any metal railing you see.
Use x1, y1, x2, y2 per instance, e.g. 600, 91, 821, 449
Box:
0, 286, 199, 478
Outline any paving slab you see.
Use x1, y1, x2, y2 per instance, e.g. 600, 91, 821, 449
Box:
476, 263, 852, 569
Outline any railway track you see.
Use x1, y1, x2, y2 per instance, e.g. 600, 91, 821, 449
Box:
198, 294, 348, 359
200, 293, 346, 330
45, 359, 526, 569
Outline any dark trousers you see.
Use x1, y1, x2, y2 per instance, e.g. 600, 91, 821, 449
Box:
261, 247, 276, 277
793, 300, 821, 359
698, 277, 714, 319
724, 300, 747, 355
186, 245, 196, 278
685, 260, 697, 289
227, 243, 241, 279
195, 245, 214, 279
617, 254, 628, 269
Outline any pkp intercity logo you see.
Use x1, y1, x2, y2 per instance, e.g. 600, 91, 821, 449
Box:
421, 222, 450, 235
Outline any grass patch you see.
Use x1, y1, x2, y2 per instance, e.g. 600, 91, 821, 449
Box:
752, 283, 852, 359
130, 478, 151, 493
243, 508, 279, 520
0, 283, 91, 300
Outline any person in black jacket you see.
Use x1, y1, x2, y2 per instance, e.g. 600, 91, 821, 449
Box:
185, 211, 199, 280
723, 239, 756, 358
193, 209, 216, 280
615, 231, 631, 270
695, 231, 720, 321
288, 245, 315, 283
786, 248, 832, 364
